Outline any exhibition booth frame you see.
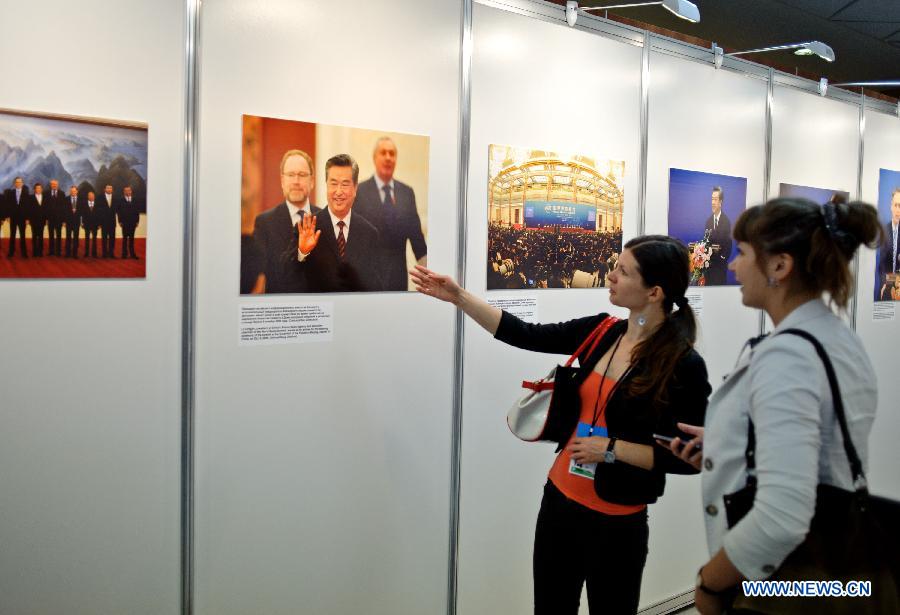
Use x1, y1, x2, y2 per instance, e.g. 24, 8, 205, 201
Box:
1, 1, 898, 614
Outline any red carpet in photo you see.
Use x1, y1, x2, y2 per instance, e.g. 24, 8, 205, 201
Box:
0, 238, 146, 278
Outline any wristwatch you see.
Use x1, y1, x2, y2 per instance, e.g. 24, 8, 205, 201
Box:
603, 437, 617, 464
696, 567, 729, 597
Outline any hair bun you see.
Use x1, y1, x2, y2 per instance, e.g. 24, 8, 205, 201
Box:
835, 200, 883, 254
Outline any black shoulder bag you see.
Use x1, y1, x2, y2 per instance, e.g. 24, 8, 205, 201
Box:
723, 328, 900, 614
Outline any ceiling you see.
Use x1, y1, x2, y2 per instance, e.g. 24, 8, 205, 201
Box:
558, 0, 900, 99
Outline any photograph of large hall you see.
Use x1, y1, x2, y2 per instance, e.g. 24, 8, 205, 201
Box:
487, 144, 625, 290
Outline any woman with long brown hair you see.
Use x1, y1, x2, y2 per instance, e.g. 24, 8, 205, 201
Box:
411, 235, 711, 614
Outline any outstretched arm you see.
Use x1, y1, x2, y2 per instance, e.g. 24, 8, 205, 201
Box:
410, 265, 501, 335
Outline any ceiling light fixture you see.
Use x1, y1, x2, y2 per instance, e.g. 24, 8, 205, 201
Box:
566, 0, 700, 28
712, 41, 834, 69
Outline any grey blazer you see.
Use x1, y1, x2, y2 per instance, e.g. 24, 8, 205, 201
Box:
700, 299, 877, 580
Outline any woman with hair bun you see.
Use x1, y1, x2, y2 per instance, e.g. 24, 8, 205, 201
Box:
664, 198, 885, 614
411, 235, 711, 614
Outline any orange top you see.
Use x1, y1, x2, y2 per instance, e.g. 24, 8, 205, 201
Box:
548, 371, 647, 515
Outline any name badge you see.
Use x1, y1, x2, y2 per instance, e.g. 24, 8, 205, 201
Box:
568, 421, 608, 479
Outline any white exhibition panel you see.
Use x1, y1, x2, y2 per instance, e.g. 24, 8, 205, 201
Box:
643, 50, 767, 602
770, 86, 859, 199
768, 85, 861, 328
460, 6, 643, 613
0, 1, 184, 614
193, 1, 461, 614
856, 108, 900, 499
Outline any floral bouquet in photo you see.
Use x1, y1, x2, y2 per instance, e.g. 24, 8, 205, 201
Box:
689, 229, 712, 286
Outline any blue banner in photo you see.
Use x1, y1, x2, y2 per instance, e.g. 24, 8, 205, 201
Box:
524, 200, 596, 231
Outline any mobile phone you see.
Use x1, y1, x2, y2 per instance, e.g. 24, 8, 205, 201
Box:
653, 433, 702, 451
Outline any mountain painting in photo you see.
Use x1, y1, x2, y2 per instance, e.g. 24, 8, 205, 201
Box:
0, 110, 147, 203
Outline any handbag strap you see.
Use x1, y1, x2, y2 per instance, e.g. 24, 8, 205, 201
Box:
563, 316, 619, 369
742, 328, 868, 494
779, 329, 867, 490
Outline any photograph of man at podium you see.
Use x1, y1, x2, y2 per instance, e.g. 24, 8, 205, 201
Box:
703, 186, 731, 285
667, 167, 747, 287
875, 173, 900, 301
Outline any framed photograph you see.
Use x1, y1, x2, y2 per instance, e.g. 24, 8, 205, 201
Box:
778, 182, 849, 206
667, 168, 747, 287
486, 144, 625, 290
241, 115, 429, 294
874, 168, 900, 302
0, 108, 147, 278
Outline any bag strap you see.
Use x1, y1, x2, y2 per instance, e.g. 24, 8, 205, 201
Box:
778, 328, 867, 491
741, 328, 868, 494
563, 316, 619, 368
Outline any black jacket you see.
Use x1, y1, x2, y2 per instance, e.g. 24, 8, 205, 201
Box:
281, 209, 384, 293
495, 311, 711, 505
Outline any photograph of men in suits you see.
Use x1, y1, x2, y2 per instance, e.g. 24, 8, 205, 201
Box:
28, 183, 46, 257
99, 184, 117, 258
353, 137, 427, 291
703, 186, 732, 286
4, 177, 30, 257
252, 149, 321, 293
45, 179, 66, 256
289, 154, 383, 293
64, 186, 81, 258
117, 185, 140, 259
878, 187, 900, 300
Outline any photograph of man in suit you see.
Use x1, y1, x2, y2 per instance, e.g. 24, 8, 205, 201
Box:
117, 185, 140, 259
703, 186, 732, 285
4, 176, 30, 257
46, 179, 65, 256
353, 137, 427, 291
28, 182, 46, 257
79, 191, 101, 257
99, 184, 117, 258
879, 187, 900, 300
64, 186, 81, 258
251, 149, 321, 293
290, 154, 383, 293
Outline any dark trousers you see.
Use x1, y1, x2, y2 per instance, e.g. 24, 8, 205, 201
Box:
101, 225, 116, 257
533, 481, 649, 615
706, 259, 727, 285
49, 222, 63, 255
8, 219, 28, 256
83, 226, 99, 256
64, 224, 80, 257
122, 228, 137, 258
30, 222, 45, 255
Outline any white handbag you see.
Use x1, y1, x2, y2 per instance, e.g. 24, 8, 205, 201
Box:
507, 317, 618, 442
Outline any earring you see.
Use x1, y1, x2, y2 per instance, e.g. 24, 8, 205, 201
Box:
637, 315, 647, 326
767, 277, 779, 288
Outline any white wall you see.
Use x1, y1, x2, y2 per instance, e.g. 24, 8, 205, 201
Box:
856, 107, 900, 499
641, 49, 768, 604
193, 1, 461, 614
766, 84, 861, 328
770, 86, 859, 200
3, 3, 899, 614
459, 5, 646, 613
0, 1, 184, 614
